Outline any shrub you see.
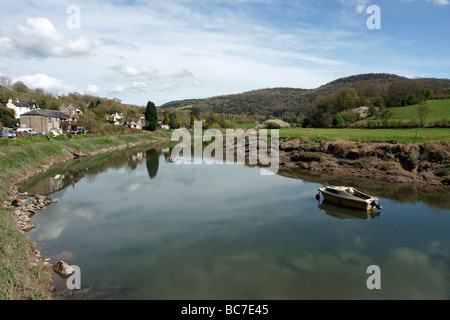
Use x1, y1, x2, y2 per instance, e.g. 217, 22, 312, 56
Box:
436, 167, 450, 177
332, 115, 345, 127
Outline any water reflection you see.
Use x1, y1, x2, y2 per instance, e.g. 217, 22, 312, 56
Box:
318, 201, 381, 221
23, 145, 450, 300
21, 147, 165, 195
278, 166, 450, 211
146, 149, 160, 179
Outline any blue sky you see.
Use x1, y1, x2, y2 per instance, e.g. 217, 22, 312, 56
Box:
0, 0, 449, 106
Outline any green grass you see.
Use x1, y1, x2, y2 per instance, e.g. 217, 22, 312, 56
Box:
278, 128, 450, 144
387, 99, 450, 123
356, 99, 450, 127
235, 123, 258, 129
0, 206, 53, 300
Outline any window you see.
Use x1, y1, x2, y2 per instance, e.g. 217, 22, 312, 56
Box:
326, 188, 339, 194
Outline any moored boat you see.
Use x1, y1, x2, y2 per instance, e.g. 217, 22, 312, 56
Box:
73, 151, 88, 158
318, 186, 382, 211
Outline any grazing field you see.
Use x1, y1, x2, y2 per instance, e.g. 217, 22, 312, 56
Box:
385, 99, 450, 124
278, 128, 450, 143
235, 123, 259, 130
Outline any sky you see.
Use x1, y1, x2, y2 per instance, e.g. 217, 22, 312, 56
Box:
0, 0, 449, 106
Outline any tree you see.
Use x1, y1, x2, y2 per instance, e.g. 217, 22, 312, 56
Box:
380, 109, 393, 127
417, 105, 432, 127
190, 114, 196, 127
423, 88, 433, 101
387, 80, 419, 107
169, 113, 179, 129
191, 107, 201, 119
406, 93, 417, 106
335, 88, 360, 112
39, 96, 48, 109
374, 96, 385, 109
125, 108, 137, 123
163, 113, 170, 126
368, 105, 379, 118
12, 81, 29, 93
145, 101, 158, 131
332, 115, 345, 127
0, 107, 16, 127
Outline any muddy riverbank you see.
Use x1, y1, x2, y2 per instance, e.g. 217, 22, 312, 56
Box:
279, 138, 449, 186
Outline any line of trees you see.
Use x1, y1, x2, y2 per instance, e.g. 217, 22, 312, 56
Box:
302, 82, 438, 128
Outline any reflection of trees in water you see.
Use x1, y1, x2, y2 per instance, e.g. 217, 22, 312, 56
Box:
146, 149, 161, 179
127, 152, 146, 170
163, 148, 171, 162
23, 147, 154, 195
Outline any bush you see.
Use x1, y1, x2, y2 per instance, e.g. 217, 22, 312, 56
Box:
332, 115, 345, 127
290, 151, 322, 162
436, 167, 450, 177
257, 119, 291, 129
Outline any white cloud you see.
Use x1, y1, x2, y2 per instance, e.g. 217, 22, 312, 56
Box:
106, 63, 198, 94
110, 85, 126, 94
99, 37, 140, 51
427, 0, 449, 4
15, 73, 72, 93
87, 84, 100, 95
0, 17, 93, 58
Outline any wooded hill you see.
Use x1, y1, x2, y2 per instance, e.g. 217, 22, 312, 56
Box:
161, 73, 450, 126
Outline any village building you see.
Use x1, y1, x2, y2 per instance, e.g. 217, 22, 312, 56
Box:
5, 99, 38, 119
111, 112, 124, 126
60, 103, 83, 121
20, 109, 70, 135
125, 116, 145, 130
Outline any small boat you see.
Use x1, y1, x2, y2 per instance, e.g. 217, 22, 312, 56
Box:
318, 186, 382, 211
73, 151, 88, 158
168, 157, 177, 163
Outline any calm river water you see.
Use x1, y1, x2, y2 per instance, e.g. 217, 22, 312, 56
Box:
23, 146, 450, 300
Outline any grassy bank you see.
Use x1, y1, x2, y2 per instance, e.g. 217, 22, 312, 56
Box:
0, 131, 170, 300
235, 124, 449, 144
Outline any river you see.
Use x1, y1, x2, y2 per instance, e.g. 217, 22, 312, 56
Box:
22, 145, 450, 300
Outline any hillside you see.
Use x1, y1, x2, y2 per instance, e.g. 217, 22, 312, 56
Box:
161, 73, 450, 123
361, 99, 450, 126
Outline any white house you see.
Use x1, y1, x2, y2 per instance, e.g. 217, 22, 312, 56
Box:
111, 112, 123, 126
5, 99, 38, 119
126, 116, 145, 130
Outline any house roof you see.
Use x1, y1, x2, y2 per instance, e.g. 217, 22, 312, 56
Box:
22, 109, 70, 119
10, 101, 37, 109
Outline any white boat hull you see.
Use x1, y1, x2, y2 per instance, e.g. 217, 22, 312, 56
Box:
319, 186, 381, 211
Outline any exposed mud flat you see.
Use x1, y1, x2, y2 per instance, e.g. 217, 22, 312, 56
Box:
279, 138, 449, 186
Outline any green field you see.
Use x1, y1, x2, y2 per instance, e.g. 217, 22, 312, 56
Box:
235, 123, 259, 129
278, 128, 449, 144
233, 123, 449, 143
369, 99, 450, 125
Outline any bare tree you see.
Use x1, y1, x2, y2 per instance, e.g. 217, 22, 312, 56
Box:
417, 105, 432, 127
0, 75, 12, 89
